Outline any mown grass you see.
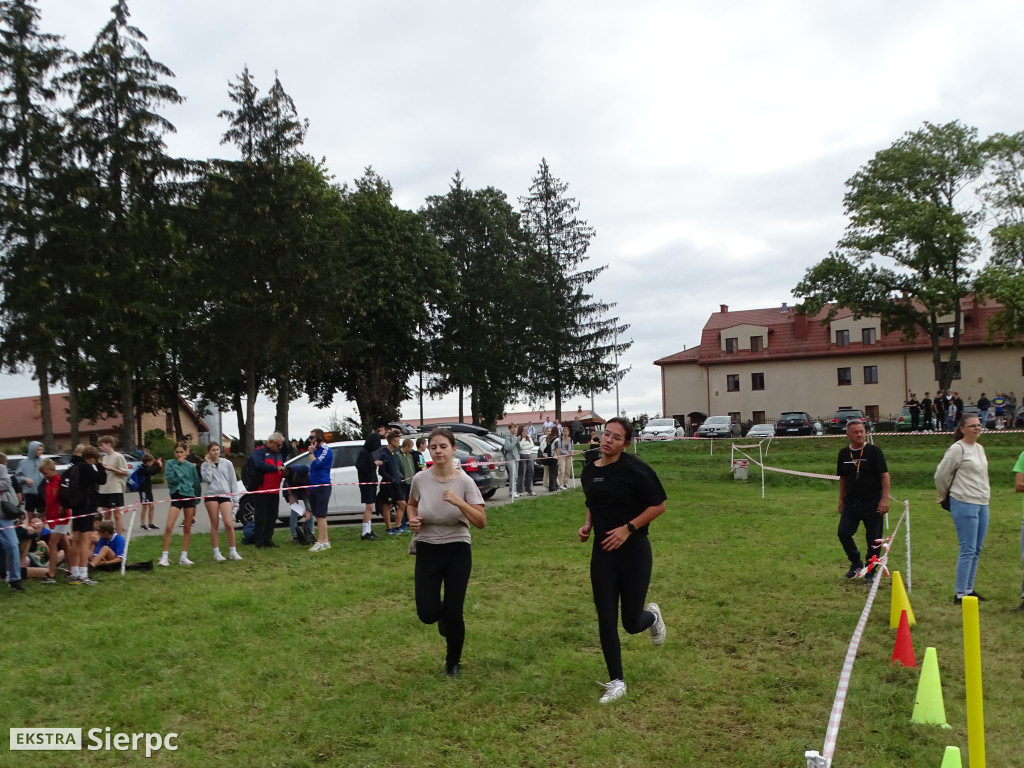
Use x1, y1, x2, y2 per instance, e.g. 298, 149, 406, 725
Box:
3, 433, 1023, 767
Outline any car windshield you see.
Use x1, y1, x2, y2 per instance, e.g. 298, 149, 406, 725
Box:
780, 413, 805, 420
647, 420, 673, 428
705, 417, 730, 425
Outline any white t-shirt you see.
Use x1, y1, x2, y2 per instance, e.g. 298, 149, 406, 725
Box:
409, 468, 484, 545
99, 451, 128, 494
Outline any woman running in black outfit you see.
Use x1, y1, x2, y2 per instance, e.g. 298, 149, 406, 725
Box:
579, 417, 668, 704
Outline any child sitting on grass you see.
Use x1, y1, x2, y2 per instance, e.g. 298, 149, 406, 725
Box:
90, 520, 126, 571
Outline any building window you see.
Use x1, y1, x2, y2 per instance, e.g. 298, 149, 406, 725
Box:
837, 367, 852, 386
751, 372, 765, 390
752, 410, 765, 424
862, 328, 876, 345
836, 329, 850, 346
938, 323, 956, 338
165, 412, 174, 434
728, 412, 740, 425
726, 374, 740, 392
725, 337, 738, 354
939, 360, 962, 381
863, 365, 878, 384
750, 336, 763, 352
865, 405, 879, 422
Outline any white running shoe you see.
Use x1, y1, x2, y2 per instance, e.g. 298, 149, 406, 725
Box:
309, 542, 324, 552
646, 602, 666, 646
157, 556, 169, 567
179, 555, 194, 566
597, 679, 627, 704
213, 551, 227, 562
228, 551, 243, 561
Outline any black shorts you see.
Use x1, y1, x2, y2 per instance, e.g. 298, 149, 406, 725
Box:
206, 496, 230, 505
170, 493, 196, 510
24, 494, 45, 514
139, 489, 154, 503
100, 493, 124, 508
359, 480, 378, 505
71, 511, 98, 533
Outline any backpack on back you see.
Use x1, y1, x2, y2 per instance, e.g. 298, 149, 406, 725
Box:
59, 465, 85, 509
241, 454, 260, 492
126, 466, 143, 493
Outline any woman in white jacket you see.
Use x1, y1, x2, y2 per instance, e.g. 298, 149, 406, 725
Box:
934, 414, 989, 604
517, 426, 537, 496
202, 442, 242, 562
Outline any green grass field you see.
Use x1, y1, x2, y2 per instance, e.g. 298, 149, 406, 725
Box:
3, 433, 1022, 767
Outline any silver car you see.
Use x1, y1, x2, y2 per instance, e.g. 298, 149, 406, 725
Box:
697, 416, 740, 438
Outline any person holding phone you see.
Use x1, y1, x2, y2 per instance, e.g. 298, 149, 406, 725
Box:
307, 429, 334, 552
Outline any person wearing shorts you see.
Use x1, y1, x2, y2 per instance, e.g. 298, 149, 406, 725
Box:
137, 454, 162, 530
97, 437, 130, 535
159, 443, 201, 566
40, 459, 69, 583
202, 442, 242, 562
355, 429, 384, 540
67, 447, 107, 586
306, 429, 334, 552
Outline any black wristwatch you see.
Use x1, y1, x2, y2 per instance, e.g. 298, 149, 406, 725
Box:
626, 522, 636, 534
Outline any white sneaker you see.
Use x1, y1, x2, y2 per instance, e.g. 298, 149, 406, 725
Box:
646, 602, 666, 646
597, 679, 626, 704
157, 556, 169, 567
512, 493, 521, 498
179, 555, 194, 566
309, 542, 326, 552
213, 551, 227, 562
560, 485, 568, 490
228, 551, 243, 561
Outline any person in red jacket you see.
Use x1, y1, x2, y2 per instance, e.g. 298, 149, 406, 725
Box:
40, 458, 69, 583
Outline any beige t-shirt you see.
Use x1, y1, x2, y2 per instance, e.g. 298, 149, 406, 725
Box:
410, 468, 484, 546
99, 451, 129, 494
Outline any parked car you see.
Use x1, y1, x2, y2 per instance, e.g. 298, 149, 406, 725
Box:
640, 418, 684, 440
696, 416, 740, 438
774, 411, 816, 436
828, 408, 873, 434
411, 432, 505, 499
894, 406, 914, 432
746, 423, 775, 438
276, 440, 366, 524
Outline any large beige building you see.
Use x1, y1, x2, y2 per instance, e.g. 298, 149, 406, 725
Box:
654, 298, 1023, 428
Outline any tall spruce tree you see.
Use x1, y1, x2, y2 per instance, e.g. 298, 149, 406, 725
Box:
61, 0, 185, 449
0, 0, 69, 450
422, 172, 530, 427
518, 159, 630, 421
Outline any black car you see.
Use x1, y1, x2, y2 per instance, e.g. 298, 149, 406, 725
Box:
828, 408, 872, 434
775, 411, 815, 436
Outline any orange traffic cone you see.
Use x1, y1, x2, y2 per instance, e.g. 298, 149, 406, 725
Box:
891, 609, 916, 667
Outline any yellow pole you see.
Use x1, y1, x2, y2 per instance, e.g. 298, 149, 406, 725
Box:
962, 596, 985, 768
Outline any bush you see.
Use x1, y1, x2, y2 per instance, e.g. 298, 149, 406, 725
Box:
143, 428, 177, 461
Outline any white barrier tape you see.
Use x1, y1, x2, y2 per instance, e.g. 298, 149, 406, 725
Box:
820, 501, 909, 763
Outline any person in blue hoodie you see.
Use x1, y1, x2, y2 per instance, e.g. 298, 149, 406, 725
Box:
306, 429, 334, 552
17, 441, 46, 518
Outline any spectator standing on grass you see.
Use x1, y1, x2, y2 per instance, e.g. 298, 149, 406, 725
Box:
935, 414, 990, 605
921, 393, 934, 431
65, 447, 106, 586
502, 425, 520, 499
355, 429, 384, 540
836, 420, 890, 584
934, 391, 947, 430
137, 454, 162, 531
1013, 448, 1024, 612
407, 428, 486, 679
160, 442, 202, 566
39, 459, 67, 583
307, 429, 334, 553
905, 394, 921, 431
0, 453, 25, 591
517, 426, 536, 496
202, 442, 242, 562
557, 424, 573, 490
946, 397, 958, 432
97, 437, 129, 535
15, 441, 45, 520
379, 430, 407, 534
1006, 392, 1017, 426
248, 433, 285, 549
977, 393, 990, 423
993, 392, 1007, 428
578, 417, 668, 704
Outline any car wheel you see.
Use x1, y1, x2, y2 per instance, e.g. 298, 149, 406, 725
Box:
482, 489, 496, 500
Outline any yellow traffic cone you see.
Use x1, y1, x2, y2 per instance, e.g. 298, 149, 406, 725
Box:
912, 647, 951, 727
939, 745, 962, 767
890, 570, 916, 628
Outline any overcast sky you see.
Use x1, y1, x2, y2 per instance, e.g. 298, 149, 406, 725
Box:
4, 0, 1023, 437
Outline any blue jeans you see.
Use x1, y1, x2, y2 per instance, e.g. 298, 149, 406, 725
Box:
949, 496, 989, 595
1, 522, 20, 583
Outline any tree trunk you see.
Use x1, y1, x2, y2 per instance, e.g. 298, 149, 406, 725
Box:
245, 350, 257, 454
34, 358, 55, 452
233, 391, 247, 452
120, 370, 135, 451
274, 375, 289, 437
458, 384, 464, 422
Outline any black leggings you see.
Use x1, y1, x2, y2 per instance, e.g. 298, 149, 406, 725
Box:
590, 534, 655, 681
415, 541, 472, 667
